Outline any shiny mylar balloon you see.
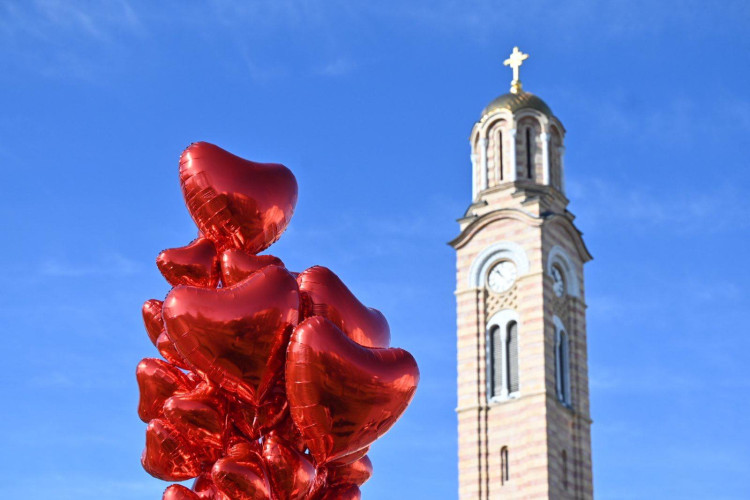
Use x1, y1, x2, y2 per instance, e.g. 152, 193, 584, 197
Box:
157, 236, 220, 288
162, 265, 299, 405
142, 419, 204, 481
179, 142, 298, 254
162, 485, 200, 500
139, 141, 421, 500
136, 358, 194, 422
271, 414, 307, 454
212, 448, 271, 500
319, 485, 361, 500
286, 316, 419, 465
142, 299, 165, 345
221, 248, 284, 287
262, 433, 316, 500
326, 455, 373, 489
297, 266, 390, 348
191, 473, 226, 500
163, 383, 226, 453
231, 381, 288, 441
156, 332, 189, 370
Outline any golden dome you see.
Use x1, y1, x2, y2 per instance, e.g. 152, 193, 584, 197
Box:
481, 91, 553, 118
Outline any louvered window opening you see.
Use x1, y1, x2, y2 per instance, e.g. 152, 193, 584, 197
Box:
507, 321, 519, 393
490, 325, 503, 398
525, 127, 533, 179
556, 328, 571, 406
498, 131, 504, 181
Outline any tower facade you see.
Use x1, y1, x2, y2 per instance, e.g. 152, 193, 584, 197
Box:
451, 48, 593, 499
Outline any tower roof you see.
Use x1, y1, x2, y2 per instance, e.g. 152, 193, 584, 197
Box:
481, 91, 553, 118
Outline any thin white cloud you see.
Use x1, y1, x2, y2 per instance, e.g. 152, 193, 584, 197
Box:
568, 178, 748, 234
1, 0, 142, 42
378, 0, 750, 43
315, 57, 357, 77
39, 253, 142, 277
0, 0, 143, 79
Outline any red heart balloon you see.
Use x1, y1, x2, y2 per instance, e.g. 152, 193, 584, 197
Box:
142, 419, 204, 481
156, 332, 190, 370
231, 382, 288, 440
271, 414, 306, 454
221, 248, 284, 287
192, 473, 228, 500
319, 485, 361, 500
143, 299, 165, 345
297, 266, 390, 348
136, 358, 194, 422
163, 485, 201, 500
179, 142, 298, 254
163, 265, 300, 405
285, 317, 419, 465
225, 436, 263, 459
163, 383, 227, 453
262, 433, 316, 500
157, 236, 220, 288
307, 468, 328, 500
142, 301, 190, 369
327, 447, 369, 467
325, 455, 373, 489
212, 455, 271, 500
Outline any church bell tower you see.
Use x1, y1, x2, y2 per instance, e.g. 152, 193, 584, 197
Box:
450, 48, 594, 499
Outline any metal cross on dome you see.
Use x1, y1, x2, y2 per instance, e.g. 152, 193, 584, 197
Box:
503, 46, 529, 94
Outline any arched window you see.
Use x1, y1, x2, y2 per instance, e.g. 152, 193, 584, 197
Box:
547, 245, 580, 299
525, 127, 533, 179
554, 319, 571, 406
500, 446, 509, 485
498, 130, 504, 182
507, 321, 519, 393
562, 449, 568, 490
549, 126, 563, 190
489, 325, 502, 398
487, 310, 520, 402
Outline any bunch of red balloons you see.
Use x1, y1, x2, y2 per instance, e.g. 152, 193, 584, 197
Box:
136, 142, 419, 500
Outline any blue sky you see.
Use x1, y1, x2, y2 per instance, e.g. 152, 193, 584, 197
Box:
1, 1, 749, 498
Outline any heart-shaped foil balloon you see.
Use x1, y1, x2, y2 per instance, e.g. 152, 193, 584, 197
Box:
327, 447, 369, 468
270, 415, 307, 454
179, 142, 298, 254
163, 265, 299, 405
191, 473, 227, 500
212, 451, 271, 500
143, 299, 165, 345
156, 332, 190, 370
136, 358, 195, 422
142, 419, 205, 481
162, 485, 201, 500
297, 266, 391, 348
285, 317, 419, 465
326, 455, 373, 489
231, 382, 288, 440
221, 248, 284, 287
163, 383, 227, 453
157, 236, 220, 288
319, 485, 361, 500
262, 433, 316, 500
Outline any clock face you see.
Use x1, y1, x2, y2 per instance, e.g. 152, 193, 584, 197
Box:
551, 265, 565, 297
488, 260, 517, 293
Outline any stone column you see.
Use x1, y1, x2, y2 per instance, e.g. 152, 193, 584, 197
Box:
508, 129, 517, 182
480, 138, 488, 191
541, 131, 550, 185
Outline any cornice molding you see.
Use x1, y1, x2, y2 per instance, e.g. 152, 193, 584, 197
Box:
449, 208, 593, 263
